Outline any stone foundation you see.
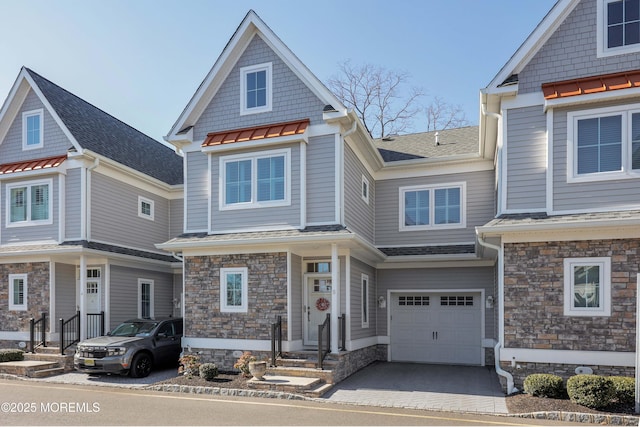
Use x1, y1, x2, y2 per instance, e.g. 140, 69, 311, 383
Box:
0, 262, 50, 334
332, 345, 381, 383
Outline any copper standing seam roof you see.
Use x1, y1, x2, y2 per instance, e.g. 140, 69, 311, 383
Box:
202, 119, 310, 147
0, 155, 67, 175
542, 70, 640, 99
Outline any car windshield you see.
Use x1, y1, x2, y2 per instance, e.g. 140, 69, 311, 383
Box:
109, 321, 159, 337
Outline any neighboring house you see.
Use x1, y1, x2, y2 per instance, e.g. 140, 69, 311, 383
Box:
0, 67, 184, 348
159, 10, 498, 377
477, 0, 640, 389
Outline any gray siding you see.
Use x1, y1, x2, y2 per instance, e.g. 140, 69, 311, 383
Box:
349, 257, 376, 340
170, 198, 184, 238
505, 106, 547, 211
344, 144, 374, 242
65, 168, 82, 240
55, 263, 77, 321
193, 35, 326, 141
375, 170, 495, 247
306, 135, 336, 224
520, 0, 640, 93
376, 266, 495, 337
210, 143, 301, 232
0, 89, 70, 163
290, 253, 302, 341
91, 172, 170, 252
185, 151, 208, 231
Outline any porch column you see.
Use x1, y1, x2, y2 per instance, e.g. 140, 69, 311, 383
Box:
79, 255, 87, 340
331, 243, 339, 354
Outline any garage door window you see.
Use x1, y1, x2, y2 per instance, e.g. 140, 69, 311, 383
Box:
398, 295, 430, 306
440, 295, 473, 306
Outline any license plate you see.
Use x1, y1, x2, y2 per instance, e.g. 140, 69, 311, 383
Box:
84, 358, 95, 367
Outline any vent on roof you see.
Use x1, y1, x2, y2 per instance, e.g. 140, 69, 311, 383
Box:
435, 132, 439, 146
382, 133, 398, 142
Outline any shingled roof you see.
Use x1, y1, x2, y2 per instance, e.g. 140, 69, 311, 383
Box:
375, 126, 479, 162
26, 68, 183, 185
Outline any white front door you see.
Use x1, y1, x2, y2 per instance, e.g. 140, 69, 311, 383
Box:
85, 268, 101, 313
303, 275, 332, 345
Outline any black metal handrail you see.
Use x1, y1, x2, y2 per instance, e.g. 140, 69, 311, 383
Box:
60, 311, 80, 355
317, 313, 330, 369
29, 312, 47, 353
339, 313, 346, 351
87, 311, 105, 339
270, 315, 282, 366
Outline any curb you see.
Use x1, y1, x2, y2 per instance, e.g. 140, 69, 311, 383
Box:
145, 384, 307, 401
508, 411, 639, 426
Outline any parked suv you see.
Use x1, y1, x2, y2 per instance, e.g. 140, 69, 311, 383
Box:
74, 317, 183, 378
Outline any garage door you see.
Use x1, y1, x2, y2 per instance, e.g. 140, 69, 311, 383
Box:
390, 293, 482, 365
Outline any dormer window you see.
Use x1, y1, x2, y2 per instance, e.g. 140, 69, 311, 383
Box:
22, 109, 43, 150
598, 0, 640, 57
240, 63, 272, 115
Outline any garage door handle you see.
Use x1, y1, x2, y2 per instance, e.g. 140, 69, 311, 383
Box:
435, 331, 438, 340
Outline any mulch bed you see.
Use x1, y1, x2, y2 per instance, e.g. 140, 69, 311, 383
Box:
155, 371, 252, 389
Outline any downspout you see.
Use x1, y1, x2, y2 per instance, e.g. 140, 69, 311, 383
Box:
477, 231, 517, 394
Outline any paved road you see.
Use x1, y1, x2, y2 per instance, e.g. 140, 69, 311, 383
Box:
0, 379, 589, 426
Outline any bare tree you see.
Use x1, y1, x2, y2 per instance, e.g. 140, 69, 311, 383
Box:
425, 96, 470, 132
328, 60, 424, 138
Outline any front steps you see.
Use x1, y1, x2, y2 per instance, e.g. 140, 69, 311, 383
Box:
0, 345, 74, 379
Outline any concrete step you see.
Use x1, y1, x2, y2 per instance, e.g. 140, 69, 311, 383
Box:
267, 365, 334, 384
275, 357, 338, 369
29, 367, 65, 378
247, 374, 334, 397
24, 352, 74, 372
0, 361, 59, 377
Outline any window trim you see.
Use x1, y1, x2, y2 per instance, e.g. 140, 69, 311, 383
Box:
567, 104, 640, 182
240, 62, 273, 115
5, 179, 53, 227
361, 175, 370, 204
8, 273, 27, 311
220, 267, 248, 313
138, 196, 155, 221
22, 109, 43, 150
398, 182, 466, 231
219, 148, 291, 211
563, 257, 611, 317
137, 279, 155, 319
597, 0, 640, 58
361, 273, 370, 328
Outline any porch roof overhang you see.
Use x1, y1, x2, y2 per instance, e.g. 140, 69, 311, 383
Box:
542, 70, 640, 100
201, 119, 310, 153
0, 155, 67, 175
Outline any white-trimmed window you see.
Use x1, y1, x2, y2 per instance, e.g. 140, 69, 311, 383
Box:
563, 257, 611, 316
399, 183, 465, 231
6, 179, 53, 227
240, 62, 272, 115
22, 109, 43, 150
220, 267, 248, 313
567, 105, 640, 182
361, 175, 370, 204
9, 274, 27, 311
361, 274, 369, 328
597, 0, 640, 57
220, 148, 290, 210
138, 279, 154, 319
138, 196, 154, 221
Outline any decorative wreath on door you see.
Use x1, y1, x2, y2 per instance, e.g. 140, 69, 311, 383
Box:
315, 297, 330, 311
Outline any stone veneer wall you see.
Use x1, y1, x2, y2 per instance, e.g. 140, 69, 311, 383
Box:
184, 253, 287, 369
0, 262, 50, 337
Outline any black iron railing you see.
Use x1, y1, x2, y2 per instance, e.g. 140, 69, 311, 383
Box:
87, 311, 105, 339
60, 311, 80, 354
339, 313, 346, 351
29, 312, 47, 353
270, 315, 282, 366
317, 313, 331, 369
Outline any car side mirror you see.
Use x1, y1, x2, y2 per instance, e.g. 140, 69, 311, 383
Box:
157, 332, 168, 339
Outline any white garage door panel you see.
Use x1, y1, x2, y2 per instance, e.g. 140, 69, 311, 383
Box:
390, 293, 482, 365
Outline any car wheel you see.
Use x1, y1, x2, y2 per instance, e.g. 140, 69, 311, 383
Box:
130, 353, 153, 378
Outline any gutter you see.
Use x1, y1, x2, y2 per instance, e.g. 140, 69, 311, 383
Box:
477, 230, 517, 394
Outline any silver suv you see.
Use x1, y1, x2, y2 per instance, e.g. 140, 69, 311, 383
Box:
74, 318, 183, 378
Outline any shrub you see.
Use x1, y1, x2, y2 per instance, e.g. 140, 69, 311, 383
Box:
610, 376, 635, 405
199, 363, 219, 381
0, 349, 24, 362
233, 351, 256, 377
567, 375, 615, 409
178, 354, 200, 378
523, 373, 565, 398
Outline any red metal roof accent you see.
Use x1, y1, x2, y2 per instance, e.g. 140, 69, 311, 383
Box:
542, 70, 640, 100
202, 119, 310, 147
0, 155, 67, 175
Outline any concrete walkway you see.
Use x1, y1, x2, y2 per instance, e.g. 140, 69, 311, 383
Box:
322, 362, 508, 414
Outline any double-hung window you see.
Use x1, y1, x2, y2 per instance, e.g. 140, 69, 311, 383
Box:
598, 0, 640, 57
220, 267, 248, 313
6, 179, 53, 226
240, 63, 272, 115
563, 258, 611, 316
568, 105, 640, 181
9, 274, 27, 311
22, 109, 43, 150
221, 149, 290, 210
399, 183, 465, 231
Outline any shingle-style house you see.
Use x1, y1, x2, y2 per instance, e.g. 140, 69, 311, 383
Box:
477, 0, 640, 389
0, 67, 184, 348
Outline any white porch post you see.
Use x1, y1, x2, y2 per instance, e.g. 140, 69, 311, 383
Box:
79, 255, 87, 340
331, 244, 339, 354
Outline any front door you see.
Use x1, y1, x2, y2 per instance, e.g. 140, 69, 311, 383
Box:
85, 268, 102, 338
303, 275, 332, 346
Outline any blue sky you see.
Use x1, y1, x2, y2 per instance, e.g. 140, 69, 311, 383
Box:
0, 0, 557, 142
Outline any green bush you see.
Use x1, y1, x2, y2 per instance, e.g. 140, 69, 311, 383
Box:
523, 373, 565, 398
610, 376, 635, 405
567, 375, 615, 409
0, 349, 24, 362
199, 363, 219, 381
